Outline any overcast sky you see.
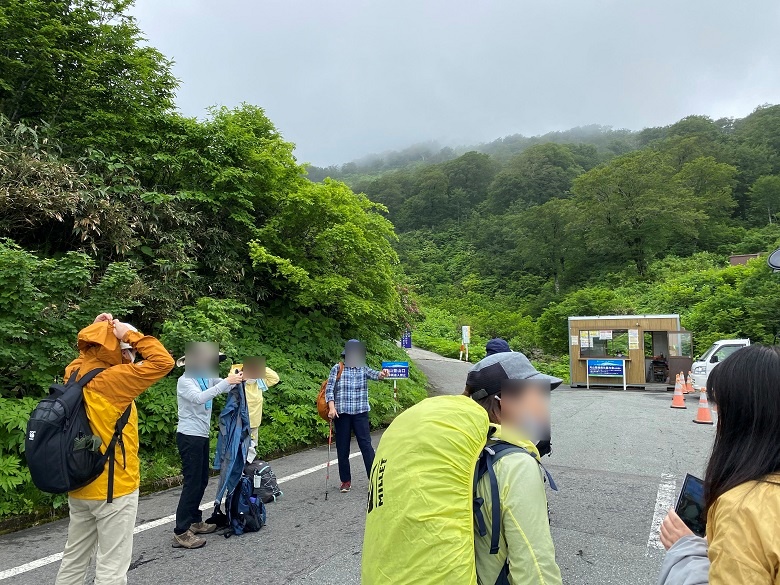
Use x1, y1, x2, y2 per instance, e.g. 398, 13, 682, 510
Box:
132, 0, 780, 166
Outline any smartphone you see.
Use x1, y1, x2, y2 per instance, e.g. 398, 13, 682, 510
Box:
675, 474, 706, 537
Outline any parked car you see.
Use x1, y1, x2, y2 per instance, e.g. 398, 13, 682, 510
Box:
691, 339, 751, 391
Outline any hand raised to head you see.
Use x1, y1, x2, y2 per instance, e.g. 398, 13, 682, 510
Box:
112, 319, 131, 340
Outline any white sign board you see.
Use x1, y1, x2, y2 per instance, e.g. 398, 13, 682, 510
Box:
580, 331, 590, 349
462, 325, 471, 345
628, 329, 640, 350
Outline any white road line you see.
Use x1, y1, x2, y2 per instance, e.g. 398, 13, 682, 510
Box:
0, 452, 361, 580
647, 473, 677, 554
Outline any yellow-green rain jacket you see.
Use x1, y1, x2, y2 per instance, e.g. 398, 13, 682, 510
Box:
475, 425, 563, 585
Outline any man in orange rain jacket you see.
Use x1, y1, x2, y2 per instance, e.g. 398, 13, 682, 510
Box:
56, 314, 174, 585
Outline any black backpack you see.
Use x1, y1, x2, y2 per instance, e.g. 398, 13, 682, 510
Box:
473, 441, 557, 585
225, 475, 266, 537
244, 459, 283, 504
25, 368, 132, 502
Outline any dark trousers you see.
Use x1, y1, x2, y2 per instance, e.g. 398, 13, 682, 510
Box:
175, 433, 210, 535
333, 412, 374, 483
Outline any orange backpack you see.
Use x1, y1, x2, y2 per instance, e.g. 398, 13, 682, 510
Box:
317, 362, 344, 420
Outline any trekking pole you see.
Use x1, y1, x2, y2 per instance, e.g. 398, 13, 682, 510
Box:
325, 419, 333, 501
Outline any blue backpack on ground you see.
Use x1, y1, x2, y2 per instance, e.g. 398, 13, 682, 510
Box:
225, 475, 266, 537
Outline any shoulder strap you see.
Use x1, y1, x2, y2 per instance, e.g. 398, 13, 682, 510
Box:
332, 362, 345, 396
102, 404, 133, 503
76, 368, 105, 388
484, 440, 558, 489
473, 440, 558, 556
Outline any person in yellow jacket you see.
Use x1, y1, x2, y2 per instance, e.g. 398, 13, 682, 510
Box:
238, 357, 280, 446
56, 314, 174, 585
658, 344, 780, 585
465, 352, 563, 585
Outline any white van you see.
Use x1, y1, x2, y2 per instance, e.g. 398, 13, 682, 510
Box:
691, 339, 751, 391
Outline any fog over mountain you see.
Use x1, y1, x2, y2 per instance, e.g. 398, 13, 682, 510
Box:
133, 0, 780, 166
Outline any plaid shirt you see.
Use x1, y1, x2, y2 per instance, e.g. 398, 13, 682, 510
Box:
325, 363, 381, 415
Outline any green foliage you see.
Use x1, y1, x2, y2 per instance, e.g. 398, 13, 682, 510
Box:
0, 240, 142, 397
249, 178, 403, 337
749, 175, 780, 225
0, 2, 428, 521
0, 0, 177, 156
572, 149, 719, 276
531, 356, 571, 385
135, 378, 179, 453
0, 397, 59, 517
160, 298, 251, 361
487, 143, 582, 211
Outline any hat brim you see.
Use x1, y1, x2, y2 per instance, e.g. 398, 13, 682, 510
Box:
528, 372, 563, 390
176, 352, 228, 368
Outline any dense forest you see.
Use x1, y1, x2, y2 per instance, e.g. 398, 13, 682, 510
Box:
348, 108, 780, 373
307, 125, 639, 184
0, 0, 425, 521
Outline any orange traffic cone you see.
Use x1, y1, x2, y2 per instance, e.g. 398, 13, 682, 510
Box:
685, 372, 694, 394
693, 390, 714, 424
671, 374, 687, 409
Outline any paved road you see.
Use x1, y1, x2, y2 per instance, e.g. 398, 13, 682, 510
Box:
0, 350, 714, 584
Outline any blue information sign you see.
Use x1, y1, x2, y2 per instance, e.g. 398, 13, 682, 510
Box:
382, 361, 410, 379
401, 331, 412, 349
587, 359, 625, 377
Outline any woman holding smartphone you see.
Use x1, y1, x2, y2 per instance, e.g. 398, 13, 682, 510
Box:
658, 345, 780, 584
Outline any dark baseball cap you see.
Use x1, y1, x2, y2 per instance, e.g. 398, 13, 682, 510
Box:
467, 351, 563, 399
485, 338, 511, 356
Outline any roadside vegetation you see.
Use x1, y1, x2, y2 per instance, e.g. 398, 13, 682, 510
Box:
0, 1, 425, 521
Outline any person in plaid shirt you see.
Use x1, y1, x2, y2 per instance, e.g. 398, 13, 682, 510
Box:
326, 339, 389, 493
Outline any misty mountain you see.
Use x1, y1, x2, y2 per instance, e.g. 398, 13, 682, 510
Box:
306, 124, 640, 183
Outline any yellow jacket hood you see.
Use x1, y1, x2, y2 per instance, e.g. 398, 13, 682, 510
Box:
75, 322, 124, 370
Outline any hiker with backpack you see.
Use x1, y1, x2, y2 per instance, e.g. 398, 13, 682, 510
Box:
362, 351, 562, 585
50, 314, 174, 585
324, 339, 389, 493
466, 352, 563, 584
483, 339, 554, 458
173, 342, 243, 549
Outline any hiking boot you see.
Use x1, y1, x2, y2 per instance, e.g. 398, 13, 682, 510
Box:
340, 481, 351, 493
172, 530, 206, 549
190, 521, 217, 535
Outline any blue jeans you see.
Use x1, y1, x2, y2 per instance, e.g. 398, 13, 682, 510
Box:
333, 412, 374, 483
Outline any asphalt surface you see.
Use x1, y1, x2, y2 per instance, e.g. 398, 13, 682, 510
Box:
0, 348, 715, 584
